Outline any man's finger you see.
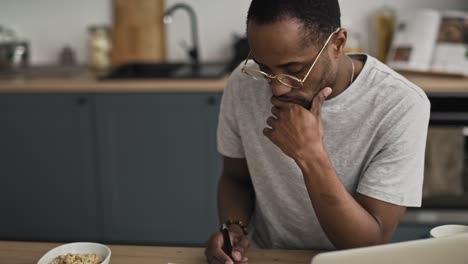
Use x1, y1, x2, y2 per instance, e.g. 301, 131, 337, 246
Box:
310, 87, 332, 115
231, 245, 247, 262
271, 96, 290, 108
237, 234, 250, 250
266, 116, 276, 129
209, 249, 233, 264
271, 106, 281, 118
205, 233, 234, 264
232, 235, 250, 262
263, 126, 274, 136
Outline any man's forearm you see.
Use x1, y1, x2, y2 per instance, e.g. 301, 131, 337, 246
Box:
296, 149, 385, 249
217, 174, 255, 226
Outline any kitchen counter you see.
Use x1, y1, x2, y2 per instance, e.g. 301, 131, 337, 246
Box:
0, 241, 319, 264
0, 76, 229, 93
0, 67, 468, 93
404, 73, 468, 94
0, 66, 228, 93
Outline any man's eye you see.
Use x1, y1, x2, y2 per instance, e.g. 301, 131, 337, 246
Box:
287, 68, 304, 75
260, 66, 272, 73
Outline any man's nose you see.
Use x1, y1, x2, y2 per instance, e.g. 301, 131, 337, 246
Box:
270, 79, 292, 97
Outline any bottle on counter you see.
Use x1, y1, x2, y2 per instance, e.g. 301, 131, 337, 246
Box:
59, 45, 77, 66
87, 25, 112, 73
374, 5, 396, 63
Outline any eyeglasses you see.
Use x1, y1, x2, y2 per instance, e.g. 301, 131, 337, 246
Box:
241, 28, 341, 89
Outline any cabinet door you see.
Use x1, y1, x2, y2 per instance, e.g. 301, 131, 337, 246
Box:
0, 94, 99, 242
391, 224, 436, 243
96, 93, 222, 246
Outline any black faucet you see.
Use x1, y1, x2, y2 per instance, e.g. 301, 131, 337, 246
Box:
164, 3, 200, 67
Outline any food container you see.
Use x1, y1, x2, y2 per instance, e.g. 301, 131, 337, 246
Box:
37, 242, 111, 264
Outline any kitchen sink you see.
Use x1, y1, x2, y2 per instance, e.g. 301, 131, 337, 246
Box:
102, 62, 229, 80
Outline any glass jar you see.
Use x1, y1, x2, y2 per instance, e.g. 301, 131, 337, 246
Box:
88, 26, 112, 72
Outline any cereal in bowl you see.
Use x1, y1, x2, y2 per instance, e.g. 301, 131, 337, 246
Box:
49, 253, 103, 264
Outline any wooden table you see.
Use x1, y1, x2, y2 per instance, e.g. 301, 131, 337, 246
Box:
0, 241, 319, 264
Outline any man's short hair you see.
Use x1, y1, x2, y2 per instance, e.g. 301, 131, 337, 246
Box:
247, 0, 341, 45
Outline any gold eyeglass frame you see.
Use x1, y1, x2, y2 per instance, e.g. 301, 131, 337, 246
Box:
241, 27, 341, 89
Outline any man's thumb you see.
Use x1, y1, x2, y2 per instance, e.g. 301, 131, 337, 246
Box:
310, 87, 333, 114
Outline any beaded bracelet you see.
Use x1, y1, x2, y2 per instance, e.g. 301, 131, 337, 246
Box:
222, 219, 249, 235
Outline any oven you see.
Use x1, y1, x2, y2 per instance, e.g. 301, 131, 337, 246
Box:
401, 92, 468, 227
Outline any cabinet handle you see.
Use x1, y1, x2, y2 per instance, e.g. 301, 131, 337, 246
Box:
207, 96, 217, 106
76, 96, 87, 106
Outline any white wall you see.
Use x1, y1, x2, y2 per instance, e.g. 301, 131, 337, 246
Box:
339, 0, 468, 52
0, 0, 112, 65
0, 0, 466, 65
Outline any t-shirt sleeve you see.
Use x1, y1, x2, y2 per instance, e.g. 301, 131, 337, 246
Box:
217, 74, 245, 158
357, 96, 430, 207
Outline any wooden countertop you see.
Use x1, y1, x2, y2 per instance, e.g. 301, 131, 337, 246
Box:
0, 77, 229, 93
0, 66, 229, 93
0, 69, 468, 93
0, 241, 319, 264
404, 74, 468, 93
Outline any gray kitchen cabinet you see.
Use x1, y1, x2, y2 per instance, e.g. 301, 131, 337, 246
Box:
391, 223, 437, 243
0, 94, 99, 242
95, 93, 222, 246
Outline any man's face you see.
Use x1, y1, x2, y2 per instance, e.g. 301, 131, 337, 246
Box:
247, 18, 339, 108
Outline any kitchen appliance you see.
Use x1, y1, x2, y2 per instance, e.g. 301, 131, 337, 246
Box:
112, 0, 166, 66
311, 233, 468, 264
402, 93, 468, 225
0, 41, 30, 71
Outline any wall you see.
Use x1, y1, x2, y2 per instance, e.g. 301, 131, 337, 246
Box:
0, 0, 112, 65
339, 0, 468, 53
0, 0, 466, 65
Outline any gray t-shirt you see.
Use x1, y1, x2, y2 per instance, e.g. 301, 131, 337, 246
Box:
217, 54, 430, 250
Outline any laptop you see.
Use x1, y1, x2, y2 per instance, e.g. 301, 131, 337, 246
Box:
311, 233, 468, 264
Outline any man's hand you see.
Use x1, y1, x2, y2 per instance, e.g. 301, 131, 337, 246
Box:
263, 87, 333, 161
205, 226, 250, 264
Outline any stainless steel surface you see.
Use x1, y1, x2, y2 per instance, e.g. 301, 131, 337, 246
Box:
423, 95, 468, 211
164, 3, 200, 66
102, 62, 228, 79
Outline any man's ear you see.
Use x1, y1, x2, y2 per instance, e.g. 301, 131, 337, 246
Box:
332, 29, 348, 58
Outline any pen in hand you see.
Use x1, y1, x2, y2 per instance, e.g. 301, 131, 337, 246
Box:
221, 223, 233, 259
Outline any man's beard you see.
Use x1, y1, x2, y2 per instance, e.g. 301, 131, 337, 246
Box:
275, 75, 334, 109
275, 95, 312, 109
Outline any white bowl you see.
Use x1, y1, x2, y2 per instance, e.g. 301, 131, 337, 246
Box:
430, 225, 468, 238
37, 242, 111, 264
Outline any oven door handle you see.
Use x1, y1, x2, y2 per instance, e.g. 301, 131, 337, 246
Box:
430, 112, 468, 125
